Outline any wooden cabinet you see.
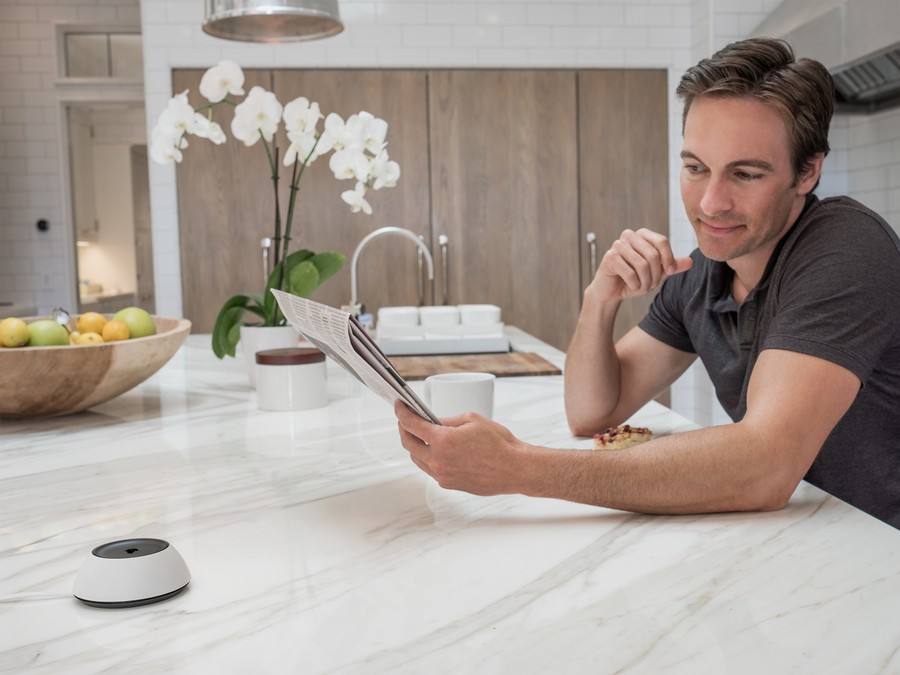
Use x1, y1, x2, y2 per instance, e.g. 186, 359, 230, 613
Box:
578, 69, 670, 343
173, 68, 668, 350
428, 70, 581, 350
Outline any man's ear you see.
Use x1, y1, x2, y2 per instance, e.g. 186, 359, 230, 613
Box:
797, 152, 825, 194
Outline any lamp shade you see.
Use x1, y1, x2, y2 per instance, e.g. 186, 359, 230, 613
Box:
203, 0, 344, 43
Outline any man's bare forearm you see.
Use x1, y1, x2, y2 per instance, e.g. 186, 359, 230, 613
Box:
564, 290, 623, 435
517, 422, 794, 514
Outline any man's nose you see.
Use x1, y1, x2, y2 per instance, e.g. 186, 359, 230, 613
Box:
699, 174, 733, 216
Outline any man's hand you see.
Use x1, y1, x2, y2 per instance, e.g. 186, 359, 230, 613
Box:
394, 400, 532, 496
591, 228, 693, 302
565, 229, 696, 434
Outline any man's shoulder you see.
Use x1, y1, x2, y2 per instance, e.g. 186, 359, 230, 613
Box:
802, 195, 898, 242
787, 194, 900, 260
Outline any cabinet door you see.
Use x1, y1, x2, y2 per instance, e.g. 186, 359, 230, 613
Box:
578, 69, 670, 342
429, 70, 581, 350
174, 69, 276, 333
173, 69, 429, 331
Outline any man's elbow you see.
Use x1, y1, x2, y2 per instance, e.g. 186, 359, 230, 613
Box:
732, 477, 799, 514
567, 417, 595, 438
566, 411, 612, 438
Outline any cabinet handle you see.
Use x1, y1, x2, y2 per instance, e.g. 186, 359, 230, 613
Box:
439, 235, 449, 305
586, 232, 597, 274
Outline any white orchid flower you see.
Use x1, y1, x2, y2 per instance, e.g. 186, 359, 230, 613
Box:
283, 97, 322, 136
320, 112, 360, 152
369, 149, 400, 190
283, 131, 319, 167
341, 182, 372, 215
193, 118, 227, 145
155, 91, 204, 138
351, 111, 388, 154
149, 62, 401, 227
231, 86, 283, 146
199, 60, 245, 103
329, 147, 370, 183
150, 125, 187, 164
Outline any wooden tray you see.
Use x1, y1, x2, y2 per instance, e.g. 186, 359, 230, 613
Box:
390, 352, 561, 381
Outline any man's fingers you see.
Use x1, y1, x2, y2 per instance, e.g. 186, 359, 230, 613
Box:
602, 229, 689, 296
670, 255, 693, 275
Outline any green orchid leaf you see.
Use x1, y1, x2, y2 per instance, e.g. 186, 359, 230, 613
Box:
288, 260, 321, 298
262, 288, 277, 325
212, 296, 254, 358
311, 252, 345, 285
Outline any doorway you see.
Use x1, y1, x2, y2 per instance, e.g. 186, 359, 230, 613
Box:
66, 104, 155, 314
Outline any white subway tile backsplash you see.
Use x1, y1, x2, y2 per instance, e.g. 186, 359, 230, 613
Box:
527, 4, 577, 26
526, 48, 577, 67
599, 26, 649, 49
427, 3, 478, 25
2, 6, 38, 22
477, 4, 528, 25
626, 5, 674, 27
552, 27, 599, 49
575, 47, 627, 66
452, 25, 504, 48
575, 7, 623, 27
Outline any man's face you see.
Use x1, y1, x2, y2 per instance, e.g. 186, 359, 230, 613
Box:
680, 96, 817, 269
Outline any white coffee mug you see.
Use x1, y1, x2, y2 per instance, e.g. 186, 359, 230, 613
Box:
423, 372, 495, 419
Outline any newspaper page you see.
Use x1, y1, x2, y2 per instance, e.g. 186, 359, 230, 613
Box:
271, 289, 440, 423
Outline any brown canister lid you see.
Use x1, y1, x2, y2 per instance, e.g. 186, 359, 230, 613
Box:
256, 347, 325, 366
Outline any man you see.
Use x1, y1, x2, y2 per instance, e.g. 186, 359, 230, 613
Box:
394, 38, 900, 529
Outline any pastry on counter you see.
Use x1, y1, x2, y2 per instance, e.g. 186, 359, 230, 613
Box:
593, 425, 653, 450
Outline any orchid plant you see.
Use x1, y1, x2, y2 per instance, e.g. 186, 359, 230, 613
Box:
150, 60, 400, 358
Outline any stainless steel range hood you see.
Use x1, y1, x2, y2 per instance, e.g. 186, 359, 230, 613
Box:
753, 0, 900, 112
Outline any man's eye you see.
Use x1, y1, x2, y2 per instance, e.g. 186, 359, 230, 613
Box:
683, 164, 704, 174
736, 171, 763, 181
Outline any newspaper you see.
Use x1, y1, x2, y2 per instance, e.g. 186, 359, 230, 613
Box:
271, 289, 440, 424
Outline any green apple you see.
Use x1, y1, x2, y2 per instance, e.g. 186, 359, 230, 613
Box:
27, 319, 69, 346
113, 307, 156, 338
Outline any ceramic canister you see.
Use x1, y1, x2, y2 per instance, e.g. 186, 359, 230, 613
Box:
255, 348, 327, 411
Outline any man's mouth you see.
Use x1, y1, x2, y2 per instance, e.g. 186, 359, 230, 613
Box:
697, 218, 743, 235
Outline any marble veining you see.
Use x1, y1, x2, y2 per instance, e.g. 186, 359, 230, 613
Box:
1, 329, 899, 674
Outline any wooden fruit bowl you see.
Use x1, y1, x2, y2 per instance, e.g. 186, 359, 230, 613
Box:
0, 316, 191, 418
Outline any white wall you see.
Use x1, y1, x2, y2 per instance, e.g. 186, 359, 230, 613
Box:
1, 0, 897, 426
0, 0, 142, 314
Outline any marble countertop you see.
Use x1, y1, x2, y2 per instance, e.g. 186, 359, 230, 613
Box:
2, 329, 899, 674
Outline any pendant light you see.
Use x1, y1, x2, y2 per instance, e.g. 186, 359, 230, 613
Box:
203, 0, 344, 43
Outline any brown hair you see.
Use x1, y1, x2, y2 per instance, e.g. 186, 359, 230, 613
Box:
676, 37, 835, 182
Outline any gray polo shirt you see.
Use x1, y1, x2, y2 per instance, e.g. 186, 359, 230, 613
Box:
640, 195, 900, 529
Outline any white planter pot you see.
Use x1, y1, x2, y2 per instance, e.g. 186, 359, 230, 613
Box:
239, 325, 300, 389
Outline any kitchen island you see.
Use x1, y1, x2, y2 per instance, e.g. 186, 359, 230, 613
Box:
1, 329, 899, 674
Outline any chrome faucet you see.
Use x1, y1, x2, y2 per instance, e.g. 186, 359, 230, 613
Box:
346, 226, 434, 316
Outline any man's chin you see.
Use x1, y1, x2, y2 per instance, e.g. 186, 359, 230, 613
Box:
697, 239, 743, 262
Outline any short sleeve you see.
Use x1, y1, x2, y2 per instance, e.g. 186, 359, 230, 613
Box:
762, 213, 900, 385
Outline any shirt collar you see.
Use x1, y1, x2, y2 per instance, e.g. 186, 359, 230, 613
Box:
704, 194, 818, 314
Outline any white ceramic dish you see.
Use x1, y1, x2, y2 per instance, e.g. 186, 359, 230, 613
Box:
458, 304, 502, 325
377, 306, 420, 327
418, 305, 460, 326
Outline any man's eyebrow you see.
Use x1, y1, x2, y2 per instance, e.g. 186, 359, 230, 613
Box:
680, 150, 775, 172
